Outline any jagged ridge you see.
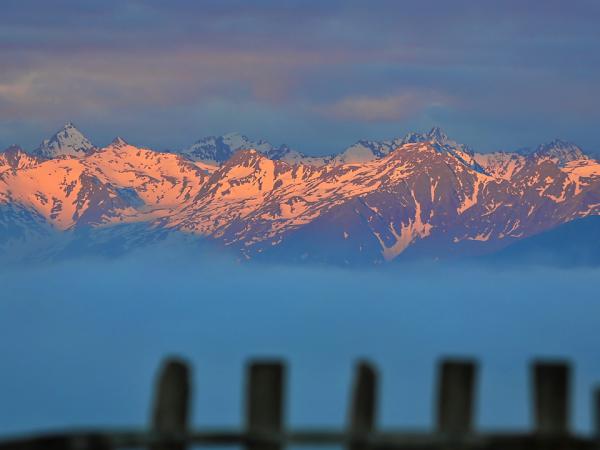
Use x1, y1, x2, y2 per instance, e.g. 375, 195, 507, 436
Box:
1, 124, 598, 265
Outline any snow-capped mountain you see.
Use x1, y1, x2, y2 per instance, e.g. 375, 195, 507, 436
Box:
473, 139, 588, 178
531, 139, 588, 166
175, 132, 329, 165
0, 145, 42, 171
472, 151, 526, 180
176, 127, 483, 169
33, 122, 95, 158
1, 125, 599, 265
334, 127, 482, 171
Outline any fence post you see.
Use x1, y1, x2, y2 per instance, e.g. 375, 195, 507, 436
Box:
245, 360, 285, 450
347, 361, 378, 450
594, 387, 600, 440
151, 357, 191, 450
533, 361, 570, 435
436, 359, 477, 435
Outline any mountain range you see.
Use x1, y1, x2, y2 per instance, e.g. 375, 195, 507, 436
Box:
0, 122, 598, 266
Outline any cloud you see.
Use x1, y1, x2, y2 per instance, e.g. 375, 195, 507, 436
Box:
0, 0, 599, 152
0, 44, 358, 121
315, 91, 451, 123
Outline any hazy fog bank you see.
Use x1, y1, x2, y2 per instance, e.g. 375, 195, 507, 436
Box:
1, 251, 599, 437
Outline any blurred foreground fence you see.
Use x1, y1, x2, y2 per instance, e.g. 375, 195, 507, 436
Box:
2, 357, 600, 449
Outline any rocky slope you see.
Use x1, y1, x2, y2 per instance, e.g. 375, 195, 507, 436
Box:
1, 124, 598, 265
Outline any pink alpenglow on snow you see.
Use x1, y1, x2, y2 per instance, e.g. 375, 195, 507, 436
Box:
1, 123, 599, 265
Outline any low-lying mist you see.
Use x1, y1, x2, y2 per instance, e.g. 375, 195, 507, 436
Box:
1, 248, 600, 438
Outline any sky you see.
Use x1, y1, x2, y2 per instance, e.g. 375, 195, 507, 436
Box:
1, 0, 599, 154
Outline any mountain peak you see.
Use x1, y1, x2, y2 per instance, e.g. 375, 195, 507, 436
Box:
222, 131, 244, 139
427, 126, 448, 142
110, 136, 129, 147
2, 144, 25, 155
228, 147, 261, 160
33, 122, 95, 159
1, 144, 40, 169
547, 138, 570, 146
221, 148, 269, 169
2, 124, 600, 265
533, 139, 587, 165
337, 127, 475, 166
401, 127, 450, 145
178, 132, 300, 164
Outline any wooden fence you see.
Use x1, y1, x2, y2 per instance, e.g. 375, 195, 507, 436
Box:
1, 356, 600, 449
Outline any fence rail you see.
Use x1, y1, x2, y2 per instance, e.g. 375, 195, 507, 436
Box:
1, 357, 600, 450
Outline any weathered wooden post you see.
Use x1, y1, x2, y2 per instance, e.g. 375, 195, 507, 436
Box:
594, 387, 600, 440
347, 361, 378, 450
436, 359, 477, 435
591, 386, 600, 441
245, 360, 285, 450
151, 357, 191, 450
592, 387, 600, 441
533, 361, 570, 435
